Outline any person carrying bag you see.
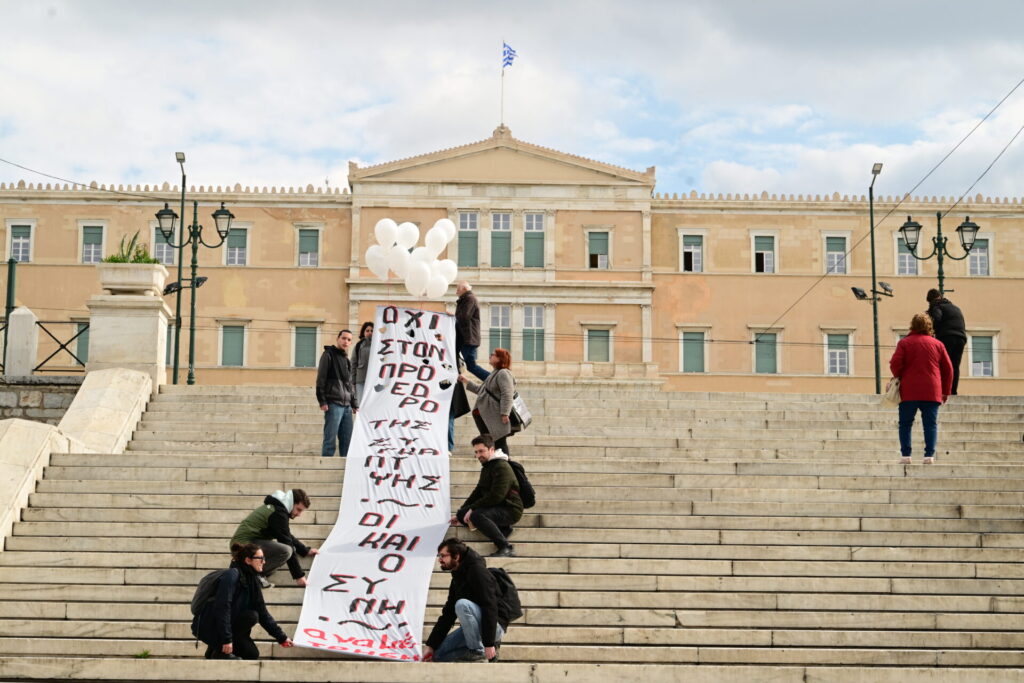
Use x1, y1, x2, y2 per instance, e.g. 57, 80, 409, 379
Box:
459, 348, 517, 455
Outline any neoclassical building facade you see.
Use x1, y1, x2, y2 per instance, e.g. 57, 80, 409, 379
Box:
3, 125, 1022, 393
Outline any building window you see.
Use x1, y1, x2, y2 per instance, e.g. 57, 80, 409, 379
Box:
226, 227, 247, 266
587, 329, 611, 362
153, 226, 175, 265
81, 225, 103, 264
897, 238, 917, 275
10, 225, 31, 262
221, 325, 245, 367
753, 235, 775, 273
826, 333, 850, 375
524, 213, 545, 268
294, 326, 317, 368
489, 305, 511, 352
681, 331, 705, 372
969, 238, 989, 276
681, 235, 703, 273
971, 335, 994, 377
825, 236, 847, 274
754, 332, 777, 373
75, 322, 89, 365
588, 231, 609, 269
523, 305, 544, 361
458, 212, 478, 268
491, 212, 511, 268
298, 229, 319, 267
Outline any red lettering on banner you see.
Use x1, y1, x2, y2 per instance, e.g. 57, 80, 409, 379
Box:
323, 574, 357, 592
359, 512, 385, 526
361, 576, 388, 594
378, 553, 406, 573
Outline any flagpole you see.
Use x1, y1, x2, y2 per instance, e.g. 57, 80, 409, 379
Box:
500, 40, 505, 125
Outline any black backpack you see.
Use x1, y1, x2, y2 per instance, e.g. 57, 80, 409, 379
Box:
488, 567, 523, 622
507, 460, 535, 508
190, 568, 229, 615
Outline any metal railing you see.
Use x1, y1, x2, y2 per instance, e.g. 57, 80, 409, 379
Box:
34, 321, 89, 373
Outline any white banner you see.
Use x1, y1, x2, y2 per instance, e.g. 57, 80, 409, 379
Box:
293, 305, 456, 661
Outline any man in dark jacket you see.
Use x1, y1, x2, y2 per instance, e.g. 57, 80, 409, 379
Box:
451, 435, 523, 557
230, 489, 318, 588
455, 281, 490, 381
316, 329, 359, 457
424, 538, 510, 663
926, 289, 967, 395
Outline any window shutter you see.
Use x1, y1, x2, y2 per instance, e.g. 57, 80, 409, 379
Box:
588, 232, 609, 254
682, 332, 704, 372
524, 232, 544, 267
458, 231, 478, 267
587, 329, 610, 362
755, 333, 777, 373
754, 236, 774, 252
972, 336, 993, 363
294, 327, 317, 367
228, 228, 247, 249
222, 326, 245, 366
491, 231, 511, 267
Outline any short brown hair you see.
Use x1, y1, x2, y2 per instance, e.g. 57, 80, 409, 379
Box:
909, 313, 934, 335
292, 489, 311, 508
471, 434, 495, 449
230, 542, 261, 563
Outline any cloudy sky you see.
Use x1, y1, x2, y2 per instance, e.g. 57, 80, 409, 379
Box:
2, 1, 1024, 199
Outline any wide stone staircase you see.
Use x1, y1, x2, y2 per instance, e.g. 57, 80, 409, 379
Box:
1, 382, 1024, 681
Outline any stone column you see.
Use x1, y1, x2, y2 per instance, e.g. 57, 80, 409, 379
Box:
479, 212, 492, 268
511, 209, 524, 268
349, 205, 363, 280
544, 209, 557, 282
641, 304, 653, 363
642, 210, 653, 282
85, 295, 172, 394
5, 306, 39, 376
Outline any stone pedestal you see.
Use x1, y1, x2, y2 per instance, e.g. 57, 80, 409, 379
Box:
85, 295, 171, 393
5, 307, 39, 376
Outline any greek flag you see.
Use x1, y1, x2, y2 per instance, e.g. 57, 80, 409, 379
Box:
502, 42, 517, 68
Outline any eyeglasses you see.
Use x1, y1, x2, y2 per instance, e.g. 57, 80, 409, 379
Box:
252, 556, 266, 561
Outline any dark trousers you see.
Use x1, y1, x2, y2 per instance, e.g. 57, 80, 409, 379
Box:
204, 610, 260, 660
938, 336, 966, 395
458, 344, 491, 381
472, 412, 511, 456
469, 506, 517, 551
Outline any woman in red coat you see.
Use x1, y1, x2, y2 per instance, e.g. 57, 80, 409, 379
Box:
889, 313, 954, 464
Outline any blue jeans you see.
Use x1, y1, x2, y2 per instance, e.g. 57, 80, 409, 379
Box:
433, 599, 504, 662
322, 403, 353, 457
448, 409, 456, 452
898, 400, 940, 458
458, 345, 491, 382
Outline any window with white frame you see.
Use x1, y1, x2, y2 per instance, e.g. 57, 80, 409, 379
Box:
680, 330, 706, 372
681, 235, 703, 273
754, 331, 778, 373
9, 224, 32, 262
825, 236, 847, 274
81, 225, 103, 264
970, 335, 994, 377
491, 212, 511, 268
826, 333, 850, 375
524, 213, 544, 268
153, 226, 175, 265
587, 231, 609, 269
221, 325, 245, 367
753, 235, 775, 273
298, 228, 319, 267
489, 305, 511, 352
586, 328, 611, 362
897, 237, 918, 275
294, 326, 318, 368
458, 212, 478, 268
226, 227, 248, 266
969, 238, 989, 276
522, 305, 544, 361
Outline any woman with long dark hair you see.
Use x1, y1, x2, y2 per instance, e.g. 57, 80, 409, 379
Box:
459, 348, 516, 455
353, 321, 374, 404
192, 543, 292, 659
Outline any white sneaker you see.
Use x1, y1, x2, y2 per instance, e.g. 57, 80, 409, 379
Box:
258, 575, 274, 589
899, 456, 911, 465
923, 457, 935, 465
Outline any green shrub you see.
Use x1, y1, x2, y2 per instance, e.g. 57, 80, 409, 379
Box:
102, 231, 160, 264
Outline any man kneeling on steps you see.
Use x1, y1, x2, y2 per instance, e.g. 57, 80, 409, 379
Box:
451, 434, 523, 557
423, 538, 510, 663
230, 489, 318, 588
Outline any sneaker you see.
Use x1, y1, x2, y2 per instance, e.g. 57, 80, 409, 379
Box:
899, 456, 911, 465
257, 575, 274, 589
490, 546, 516, 558
455, 649, 486, 662
923, 457, 935, 465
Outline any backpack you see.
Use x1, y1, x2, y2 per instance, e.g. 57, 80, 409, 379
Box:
507, 460, 535, 509
488, 567, 523, 622
190, 568, 229, 615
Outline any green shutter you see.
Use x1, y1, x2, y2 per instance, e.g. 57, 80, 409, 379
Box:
682, 332, 704, 372
523, 329, 544, 361
755, 236, 774, 252
221, 326, 244, 366
588, 232, 609, 255
491, 231, 511, 268
76, 323, 89, 365
228, 228, 247, 249
11, 226, 30, 239
294, 326, 317, 367
755, 333, 777, 373
83, 227, 102, 245
825, 237, 844, 253
972, 336, 993, 363
827, 334, 848, 350
489, 328, 511, 352
458, 231, 478, 267
524, 232, 544, 267
588, 329, 610, 362
299, 230, 318, 253
898, 239, 912, 254
973, 238, 988, 251
683, 235, 702, 247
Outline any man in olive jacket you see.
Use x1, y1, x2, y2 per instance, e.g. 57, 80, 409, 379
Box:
230, 489, 319, 588
452, 435, 523, 557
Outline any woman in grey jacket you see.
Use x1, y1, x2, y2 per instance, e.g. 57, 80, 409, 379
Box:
459, 348, 516, 455
353, 321, 373, 403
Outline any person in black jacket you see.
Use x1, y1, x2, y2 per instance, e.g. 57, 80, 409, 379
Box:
316, 329, 359, 457
192, 543, 293, 659
229, 489, 318, 588
926, 289, 968, 395
424, 538, 509, 663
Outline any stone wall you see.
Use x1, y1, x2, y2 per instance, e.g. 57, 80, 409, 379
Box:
0, 376, 83, 425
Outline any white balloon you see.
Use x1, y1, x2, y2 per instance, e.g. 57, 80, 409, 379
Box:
434, 218, 457, 243
425, 273, 449, 299
365, 244, 389, 281
395, 221, 420, 249
410, 246, 433, 264
425, 226, 448, 255
388, 244, 410, 278
374, 218, 398, 248
436, 258, 458, 283
405, 261, 430, 297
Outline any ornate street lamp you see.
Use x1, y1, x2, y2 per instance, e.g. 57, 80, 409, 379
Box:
899, 212, 980, 296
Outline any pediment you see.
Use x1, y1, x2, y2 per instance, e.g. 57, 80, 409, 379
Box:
349, 126, 655, 187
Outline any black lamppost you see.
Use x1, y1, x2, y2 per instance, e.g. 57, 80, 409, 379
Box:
156, 196, 233, 385
868, 162, 883, 393
899, 212, 980, 296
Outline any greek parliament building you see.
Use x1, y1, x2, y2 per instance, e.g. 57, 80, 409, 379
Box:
2, 125, 1022, 394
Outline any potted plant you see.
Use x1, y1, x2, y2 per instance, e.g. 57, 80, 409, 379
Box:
97, 231, 169, 296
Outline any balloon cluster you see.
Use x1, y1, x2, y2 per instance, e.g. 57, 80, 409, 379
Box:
364, 218, 459, 299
